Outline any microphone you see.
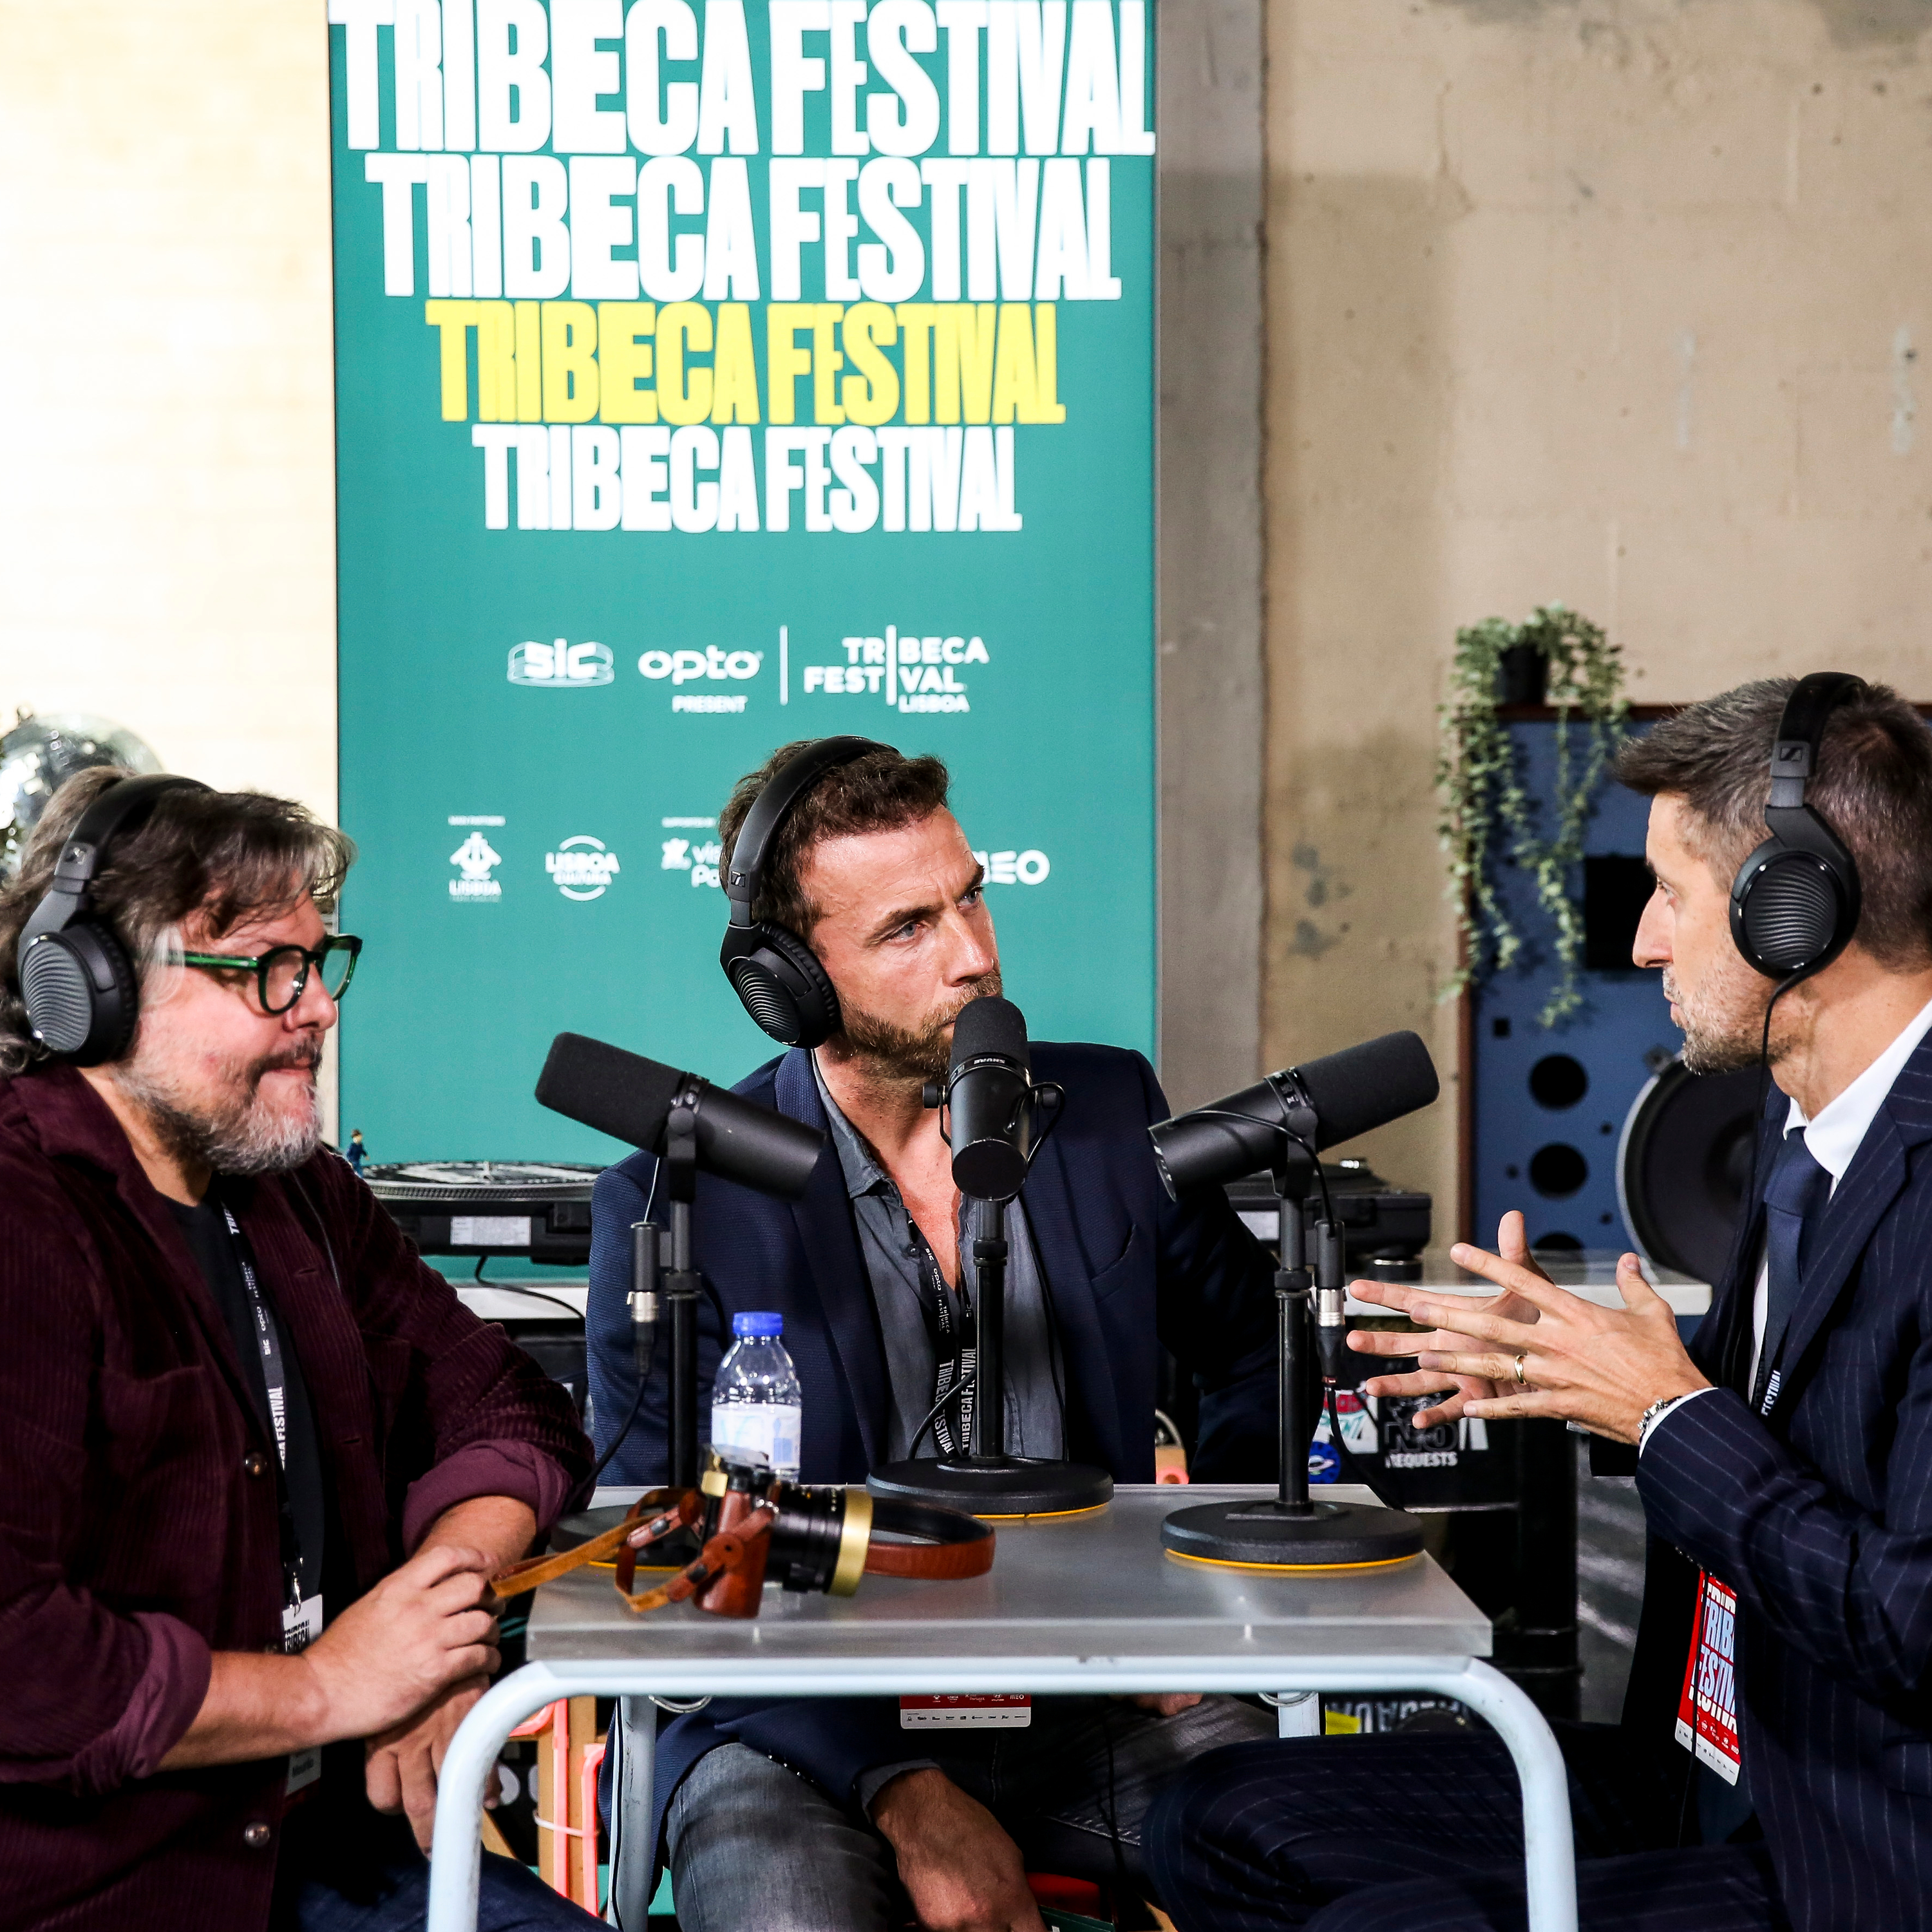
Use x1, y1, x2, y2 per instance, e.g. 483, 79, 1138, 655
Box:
943, 996, 1036, 1200
535, 1032, 826, 1200
1146, 1030, 1439, 1385
1146, 1030, 1440, 1199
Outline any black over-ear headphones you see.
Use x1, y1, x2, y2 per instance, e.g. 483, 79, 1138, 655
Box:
1728, 673, 1866, 981
17, 773, 211, 1065
719, 737, 888, 1048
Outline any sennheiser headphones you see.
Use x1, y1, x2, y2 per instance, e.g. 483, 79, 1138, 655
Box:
16, 772, 210, 1064
718, 737, 887, 1047
1728, 673, 1866, 981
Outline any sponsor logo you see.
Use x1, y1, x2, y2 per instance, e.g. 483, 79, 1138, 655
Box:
639, 647, 764, 685
661, 834, 723, 889
796, 627, 990, 714
545, 835, 621, 902
971, 848, 1051, 886
509, 639, 614, 687
449, 828, 503, 902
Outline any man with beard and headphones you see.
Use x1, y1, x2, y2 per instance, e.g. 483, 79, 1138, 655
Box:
0, 769, 597, 1932
1143, 676, 1932, 1932
585, 738, 1280, 1932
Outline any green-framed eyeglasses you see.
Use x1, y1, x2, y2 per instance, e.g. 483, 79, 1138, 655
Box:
179, 935, 362, 1015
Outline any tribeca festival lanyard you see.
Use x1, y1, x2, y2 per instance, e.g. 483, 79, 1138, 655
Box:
914, 1229, 976, 1457
218, 1202, 306, 1619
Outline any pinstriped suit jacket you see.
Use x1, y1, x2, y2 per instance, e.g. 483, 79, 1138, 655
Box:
1629, 1031, 1932, 1929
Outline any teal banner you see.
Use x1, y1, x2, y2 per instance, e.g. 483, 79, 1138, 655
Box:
328, 0, 1156, 1161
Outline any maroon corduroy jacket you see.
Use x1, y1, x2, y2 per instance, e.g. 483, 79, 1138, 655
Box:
0, 1065, 593, 1929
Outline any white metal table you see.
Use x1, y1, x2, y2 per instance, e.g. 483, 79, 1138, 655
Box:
427, 1484, 1578, 1932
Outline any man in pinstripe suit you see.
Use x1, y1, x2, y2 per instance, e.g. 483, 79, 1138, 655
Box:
1144, 678, 1932, 1932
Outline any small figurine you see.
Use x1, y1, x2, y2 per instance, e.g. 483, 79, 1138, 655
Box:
346, 1128, 367, 1175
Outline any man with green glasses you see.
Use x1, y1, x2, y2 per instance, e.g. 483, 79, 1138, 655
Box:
0, 769, 599, 1932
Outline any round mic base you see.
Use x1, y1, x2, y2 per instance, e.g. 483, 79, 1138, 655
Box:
867, 1455, 1114, 1519
1160, 1498, 1426, 1569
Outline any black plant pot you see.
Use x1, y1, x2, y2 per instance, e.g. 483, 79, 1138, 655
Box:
1495, 645, 1548, 706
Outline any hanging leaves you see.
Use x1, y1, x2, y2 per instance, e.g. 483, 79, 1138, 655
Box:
1435, 605, 1627, 1027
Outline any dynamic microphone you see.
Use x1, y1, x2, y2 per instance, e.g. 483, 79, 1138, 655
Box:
535, 1032, 826, 1200
1146, 1030, 1440, 1198
942, 996, 1037, 1200
1146, 1030, 1438, 1383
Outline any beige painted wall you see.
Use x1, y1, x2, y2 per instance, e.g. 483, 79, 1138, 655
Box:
1263, 0, 1932, 1232
0, 1, 339, 1119
0, 4, 339, 806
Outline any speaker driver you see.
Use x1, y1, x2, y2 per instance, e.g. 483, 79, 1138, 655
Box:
1615, 1055, 1761, 1283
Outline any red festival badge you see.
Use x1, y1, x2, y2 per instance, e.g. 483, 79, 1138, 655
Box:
1676, 1570, 1742, 1785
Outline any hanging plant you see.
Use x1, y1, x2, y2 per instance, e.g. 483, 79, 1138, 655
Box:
1435, 605, 1627, 1027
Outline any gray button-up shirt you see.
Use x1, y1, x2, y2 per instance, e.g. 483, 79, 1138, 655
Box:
812, 1056, 1066, 1463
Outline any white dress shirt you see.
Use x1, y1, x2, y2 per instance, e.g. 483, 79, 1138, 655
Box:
1637, 992, 1932, 1452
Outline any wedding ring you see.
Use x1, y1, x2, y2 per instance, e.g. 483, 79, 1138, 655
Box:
1511, 1352, 1528, 1386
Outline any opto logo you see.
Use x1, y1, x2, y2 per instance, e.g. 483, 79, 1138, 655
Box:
546, 836, 621, 901
641, 646, 762, 713
509, 639, 614, 687
639, 647, 763, 686
448, 818, 504, 902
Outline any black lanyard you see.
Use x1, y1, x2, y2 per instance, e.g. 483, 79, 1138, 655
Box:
218, 1202, 308, 1622
912, 1225, 976, 1457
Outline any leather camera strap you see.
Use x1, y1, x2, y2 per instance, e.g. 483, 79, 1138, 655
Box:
491, 1488, 994, 1600
861, 1497, 996, 1580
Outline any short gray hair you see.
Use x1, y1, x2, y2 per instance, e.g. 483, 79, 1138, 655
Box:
1616, 677, 1932, 969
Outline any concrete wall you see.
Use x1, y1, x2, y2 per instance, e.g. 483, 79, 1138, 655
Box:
1158, 0, 1268, 1110
1264, 0, 1932, 1230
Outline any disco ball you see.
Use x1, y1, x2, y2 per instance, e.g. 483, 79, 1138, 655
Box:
0, 710, 162, 883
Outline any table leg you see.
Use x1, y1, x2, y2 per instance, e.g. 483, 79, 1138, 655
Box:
606, 1698, 658, 1927
1265, 1690, 1321, 1738
427, 1663, 568, 1932
1417, 1659, 1578, 1932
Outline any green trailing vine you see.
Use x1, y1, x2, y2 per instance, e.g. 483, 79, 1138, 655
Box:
1435, 605, 1627, 1027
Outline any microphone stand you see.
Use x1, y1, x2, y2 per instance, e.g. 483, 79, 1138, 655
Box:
1160, 1142, 1425, 1567
869, 1142, 1113, 1519
663, 1084, 702, 1490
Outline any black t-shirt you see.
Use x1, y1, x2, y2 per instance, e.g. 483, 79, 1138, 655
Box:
167, 1193, 326, 1605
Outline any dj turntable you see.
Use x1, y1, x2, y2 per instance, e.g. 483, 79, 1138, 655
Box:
362, 1161, 599, 1267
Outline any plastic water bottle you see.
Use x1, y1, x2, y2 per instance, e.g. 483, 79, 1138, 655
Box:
710, 1313, 802, 1481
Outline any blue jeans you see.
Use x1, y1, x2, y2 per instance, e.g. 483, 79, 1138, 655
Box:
289, 1848, 602, 1931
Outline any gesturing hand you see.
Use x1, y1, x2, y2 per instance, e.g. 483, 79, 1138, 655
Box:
871, 1769, 1046, 1932
1347, 1211, 1551, 1428
301, 1542, 501, 1746
1384, 1240, 1710, 1444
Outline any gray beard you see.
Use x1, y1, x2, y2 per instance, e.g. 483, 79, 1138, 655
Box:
1664, 967, 1779, 1075
115, 1045, 323, 1177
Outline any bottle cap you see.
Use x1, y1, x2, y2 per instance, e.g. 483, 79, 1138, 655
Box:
732, 1311, 784, 1338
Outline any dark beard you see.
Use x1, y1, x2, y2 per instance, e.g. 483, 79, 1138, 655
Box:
115, 1039, 325, 1176
835, 967, 1004, 1083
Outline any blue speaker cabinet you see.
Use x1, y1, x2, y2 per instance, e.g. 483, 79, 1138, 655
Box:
1468, 716, 1673, 1254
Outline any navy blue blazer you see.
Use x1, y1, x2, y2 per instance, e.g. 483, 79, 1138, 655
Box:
1621, 1030, 1932, 1928
585, 1042, 1278, 1842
